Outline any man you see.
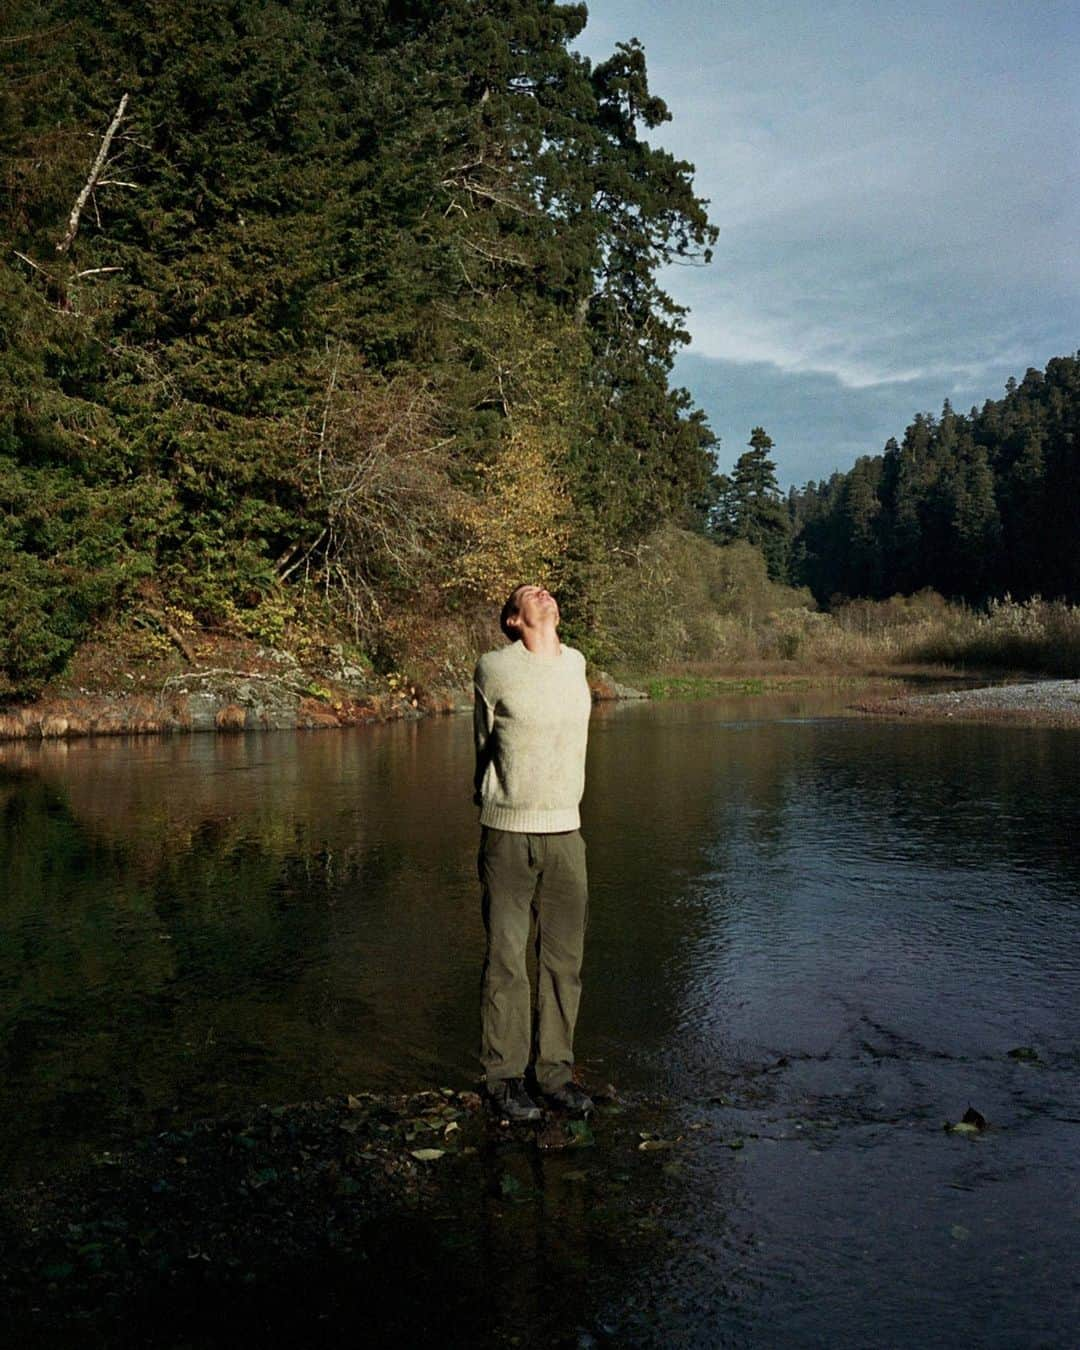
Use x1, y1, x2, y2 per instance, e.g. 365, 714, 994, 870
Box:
473, 582, 594, 1122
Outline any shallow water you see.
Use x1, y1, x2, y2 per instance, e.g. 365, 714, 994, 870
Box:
2, 696, 1079, 1345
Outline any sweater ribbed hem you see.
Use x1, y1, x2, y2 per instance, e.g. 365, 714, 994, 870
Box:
479, 804, 581, 833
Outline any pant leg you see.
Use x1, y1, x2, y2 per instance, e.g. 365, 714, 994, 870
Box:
479, 827, 538, 1084
533, 830, 589, 1092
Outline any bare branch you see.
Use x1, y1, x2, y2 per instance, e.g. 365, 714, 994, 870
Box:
0, 22, 73, 46
308, 372, 461, 637
142, 610, 199, 665
460, 235, 529, 267
70, 266, 122, 280
279, 529, 328, 583
12, 249, 55, 280
56, 92, 130, 254
161, 668, 318, 696
440, 176, 540, 216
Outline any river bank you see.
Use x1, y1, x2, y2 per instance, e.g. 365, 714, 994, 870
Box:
0, 623, 663, 741
854, 677, 1080, 728
4, 616, 1072, 740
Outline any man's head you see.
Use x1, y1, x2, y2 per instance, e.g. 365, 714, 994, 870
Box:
500, 583, 560, 641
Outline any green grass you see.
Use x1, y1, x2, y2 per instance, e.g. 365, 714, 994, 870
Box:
643, 675, 815, 700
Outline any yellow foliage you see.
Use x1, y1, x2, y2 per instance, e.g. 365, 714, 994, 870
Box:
449, 423, 573, 601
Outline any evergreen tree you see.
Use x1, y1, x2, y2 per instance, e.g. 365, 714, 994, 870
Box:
952, 443, 1000, 598
788, 355, 1080, 607
0, 0, 722, 693
716, 428, 792, 582
838, 457, 883, 597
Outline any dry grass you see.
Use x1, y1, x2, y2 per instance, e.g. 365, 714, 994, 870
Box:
908, 596, 1080, 677
584, 533, 1080, 683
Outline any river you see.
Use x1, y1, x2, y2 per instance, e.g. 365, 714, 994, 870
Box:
2, 694, 1078, 1345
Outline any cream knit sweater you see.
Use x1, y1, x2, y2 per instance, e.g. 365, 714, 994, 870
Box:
473, 640, 592, 832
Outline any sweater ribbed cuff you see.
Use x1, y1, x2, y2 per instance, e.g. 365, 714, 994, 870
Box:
479, 803, 581, 833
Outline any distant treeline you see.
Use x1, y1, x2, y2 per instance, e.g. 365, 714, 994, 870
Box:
0, 0, 717, 696
790, 357, 1080, 604
712, 356, 1080, 607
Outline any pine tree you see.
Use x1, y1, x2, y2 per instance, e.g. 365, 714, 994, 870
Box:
839, 458, 883, 597
787, 355, 1080, 606
0, 0, 723, 692
717, 428, 792, 582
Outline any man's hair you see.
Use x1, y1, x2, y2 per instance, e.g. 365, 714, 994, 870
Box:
499, 583, 529, 641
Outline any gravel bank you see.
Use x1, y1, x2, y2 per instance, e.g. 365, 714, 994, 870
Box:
855, 678, 1080, 728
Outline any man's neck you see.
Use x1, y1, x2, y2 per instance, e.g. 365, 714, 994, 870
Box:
519, 624, 561, 658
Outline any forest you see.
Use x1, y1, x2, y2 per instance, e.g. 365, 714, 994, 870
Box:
1, 1, 1077, 702
710, 357, 1079, 604
2, 0, 718, 697
785, 357, 1080, 606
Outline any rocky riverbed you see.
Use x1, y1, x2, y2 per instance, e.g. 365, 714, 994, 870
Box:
855, 677, 1080, 727
0, 1080, 691, 1348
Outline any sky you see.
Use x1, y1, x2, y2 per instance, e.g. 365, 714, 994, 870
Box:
574, 1, 1079, 487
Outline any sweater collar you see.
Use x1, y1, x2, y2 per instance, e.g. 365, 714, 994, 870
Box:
514, 639, 563, 663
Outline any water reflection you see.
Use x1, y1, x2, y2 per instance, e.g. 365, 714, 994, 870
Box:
2, 698, 1079, 1345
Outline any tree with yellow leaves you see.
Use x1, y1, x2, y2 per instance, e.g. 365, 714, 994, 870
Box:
450, 422, 573, 602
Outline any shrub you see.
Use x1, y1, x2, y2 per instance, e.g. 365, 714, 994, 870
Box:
910, 596, 1080, 676
573, 526, 814, 669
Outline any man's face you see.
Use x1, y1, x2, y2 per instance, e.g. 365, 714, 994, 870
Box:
511, 584, 560, 631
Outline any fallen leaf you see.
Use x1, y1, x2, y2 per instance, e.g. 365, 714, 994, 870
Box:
567, 1119, 595, 1147
409, 1148, 445, 1162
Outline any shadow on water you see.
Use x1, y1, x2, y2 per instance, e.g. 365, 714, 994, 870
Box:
3, 698, 1080, 1345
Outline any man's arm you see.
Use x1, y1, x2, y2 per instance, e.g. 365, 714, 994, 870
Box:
473, 682, 494, 808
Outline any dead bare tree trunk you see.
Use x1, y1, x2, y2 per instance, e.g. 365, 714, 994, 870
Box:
56, 92, 129, 255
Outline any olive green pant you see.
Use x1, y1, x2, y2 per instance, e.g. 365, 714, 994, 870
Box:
478, 826, 588, 1093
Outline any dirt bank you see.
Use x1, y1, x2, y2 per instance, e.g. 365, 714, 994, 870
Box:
0, 627, 644, 742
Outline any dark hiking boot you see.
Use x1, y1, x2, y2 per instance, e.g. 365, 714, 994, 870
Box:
542, 1081, 594, 1117
487, 1078, 542, 1123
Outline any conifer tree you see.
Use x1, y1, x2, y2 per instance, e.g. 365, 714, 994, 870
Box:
788, 355, 1080, 606
717, 428, 792, 582
0, 0, 722, 691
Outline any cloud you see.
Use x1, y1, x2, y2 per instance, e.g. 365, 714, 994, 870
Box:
673, 347, 1065, 490
578, 1, 1079, 405
664, 245, 1076, 392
